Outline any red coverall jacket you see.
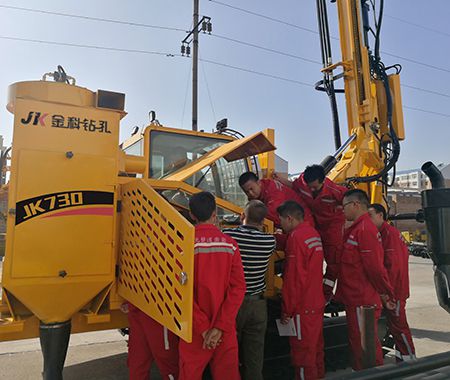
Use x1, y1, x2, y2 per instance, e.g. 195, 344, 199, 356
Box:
282, 222, 326, 315
282, 222, 325, 380
292, 175, 346, 242
191, 224, 246, 335
179, 224, 246, 380
292, 174, 347, 296
258, 178, 314, 227
380, 222, 410, 301
337, 213, 394, 306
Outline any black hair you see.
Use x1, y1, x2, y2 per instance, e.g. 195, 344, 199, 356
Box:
303, 165, 325, 184
244, 200, 267, 224
370, 203, 388, 221
343, 189, 370, 207
276, 200, 304, 221
189, 191, 216, 222
239, 172, 259, 187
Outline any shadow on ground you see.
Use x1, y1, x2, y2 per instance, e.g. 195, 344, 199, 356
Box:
411, 328, 450, 344
63, 353, 162, 380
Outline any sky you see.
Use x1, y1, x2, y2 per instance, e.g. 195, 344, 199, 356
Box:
0, 0, 449, 174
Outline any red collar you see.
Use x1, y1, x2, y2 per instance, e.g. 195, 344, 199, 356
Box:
195, 223, 220, 232
290, 221, 310, 234
348, 212, 370, 231
380, 221, 390, 234
258, 179, 268, 201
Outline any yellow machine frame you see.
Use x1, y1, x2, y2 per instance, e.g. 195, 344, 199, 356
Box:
0, 1, 405, 367
0, 80, 276, 342
325, 0, 404, 205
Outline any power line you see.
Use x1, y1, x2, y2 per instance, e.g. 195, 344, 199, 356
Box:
384, 14, 450, 39
200, 59, 450, 118
211, 35, 450, 99
211, 34, 450, 99
401, 84, 450, 99
7, 36, 310, 89
3, 34, 450, 100
208, 0, 450, 75
2, 34, 450, 119
208, 0, 320, 36
199, 51, 217, 122
181, 60, 192, 129
212, 34, 322, 65
0, 4, 187, 33
4, 2, 450, 75
382, 51, 450, 74
404, 106, 450, 119
0, 35, 180, 57
199, 58, 313, 87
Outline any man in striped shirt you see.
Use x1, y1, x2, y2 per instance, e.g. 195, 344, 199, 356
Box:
223, 200, 276, 380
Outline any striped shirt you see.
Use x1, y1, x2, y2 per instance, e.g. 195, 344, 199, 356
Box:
223, 225, 276, 295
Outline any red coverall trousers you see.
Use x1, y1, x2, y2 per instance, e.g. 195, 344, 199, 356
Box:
320, 232, 343, 301
289, 313, 325, 380
127, 305, 179, 380
179, 331, 240, 380
386, 300, 416, 362
345, 306, 383, 371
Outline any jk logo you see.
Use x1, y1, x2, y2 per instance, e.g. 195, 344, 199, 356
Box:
21, 111, 48, 126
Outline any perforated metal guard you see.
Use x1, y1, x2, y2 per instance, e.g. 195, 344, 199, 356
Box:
118, 179, 194, 342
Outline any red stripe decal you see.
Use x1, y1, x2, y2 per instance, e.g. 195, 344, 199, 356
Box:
43, 207, 114, 218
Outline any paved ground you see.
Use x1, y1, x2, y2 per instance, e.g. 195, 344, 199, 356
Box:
1, 255, 449, 379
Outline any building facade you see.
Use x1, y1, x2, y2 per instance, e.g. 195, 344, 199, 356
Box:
389, 163, 450, 191
387, 189, 425, 238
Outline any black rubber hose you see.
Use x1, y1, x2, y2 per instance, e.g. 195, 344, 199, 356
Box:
347, 66, 400, 183
315, 0, 342, 150
328, 86, 342, 150
40, 320, 71, 380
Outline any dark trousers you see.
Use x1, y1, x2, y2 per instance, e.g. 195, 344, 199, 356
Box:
236, 295, 267, 380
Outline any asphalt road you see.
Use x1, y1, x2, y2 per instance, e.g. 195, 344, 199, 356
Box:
1, 255, 449, 379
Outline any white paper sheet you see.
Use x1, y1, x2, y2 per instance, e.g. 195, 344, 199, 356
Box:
276, 318, 297, 336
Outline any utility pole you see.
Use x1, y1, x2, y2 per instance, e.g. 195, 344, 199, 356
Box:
181, 2, 212, 131
192, 0, 199, 131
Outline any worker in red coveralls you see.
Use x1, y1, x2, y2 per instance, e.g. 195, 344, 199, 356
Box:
277, 200, 325, 380
368, 203, 416, 362
178, 191, 246, 380
274, 165, 347, 302
125, 302, 179, 380
238, 171, 314, 228
336, 189, 396, 370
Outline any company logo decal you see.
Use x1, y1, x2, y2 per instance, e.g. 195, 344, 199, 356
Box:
15, 190, 114, 225
21, 111, 111, 134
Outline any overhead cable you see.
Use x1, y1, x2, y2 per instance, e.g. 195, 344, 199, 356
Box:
0, 35, 180, 57
2, 34, 450, 119
384, 14, 450, 39
0, 4, 187, 32
208, 0, 450, 74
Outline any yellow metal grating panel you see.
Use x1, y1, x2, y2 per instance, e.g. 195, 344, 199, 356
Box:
118, 179, 194, 342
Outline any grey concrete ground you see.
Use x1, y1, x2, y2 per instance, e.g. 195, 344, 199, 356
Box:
1, 255, 449, 379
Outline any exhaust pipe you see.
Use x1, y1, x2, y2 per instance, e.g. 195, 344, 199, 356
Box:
421, 161, 445, 189
421, 161, 450, 314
